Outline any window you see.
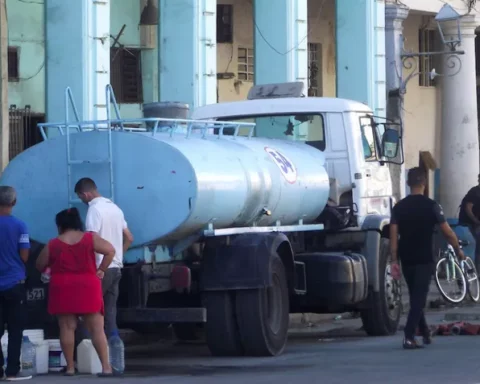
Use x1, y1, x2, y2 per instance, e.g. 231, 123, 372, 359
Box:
8, 47, 19, 82
418, 29, 437, 87
110, 47, 143, 103
217, 113, 326, 151
360, 116, 376, 161
237, 47, 254, 81
217, 4, 233, 43
308, 43, 323, 96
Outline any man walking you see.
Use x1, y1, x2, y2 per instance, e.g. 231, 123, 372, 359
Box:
0, 186, 31, 380
390, 168, 464, 349
75, 178, 134, 336
458, 174, 480, 270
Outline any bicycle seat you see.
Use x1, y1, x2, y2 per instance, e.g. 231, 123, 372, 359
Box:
459, 239, 470, 247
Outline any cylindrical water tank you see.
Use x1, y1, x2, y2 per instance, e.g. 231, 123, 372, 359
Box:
0, 131, 330, 246
143, 102, 190, 128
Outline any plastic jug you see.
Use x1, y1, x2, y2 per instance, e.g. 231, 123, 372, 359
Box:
77, 340, 103, 374
21, 336, 36, 376
108, 331, 124, 374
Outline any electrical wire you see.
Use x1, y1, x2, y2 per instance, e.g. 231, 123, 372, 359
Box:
247, 0, 327, 56
16, 0, 43, 4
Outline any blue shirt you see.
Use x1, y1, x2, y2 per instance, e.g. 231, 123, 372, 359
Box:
0, 215, 30, 291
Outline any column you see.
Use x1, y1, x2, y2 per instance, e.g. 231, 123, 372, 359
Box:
253, 0, 308, 90
45, 0, 110, 123
336, 0, 385, 114
440, 15, 480, 219
384, 3, 409, 201
158, 0, 216, 111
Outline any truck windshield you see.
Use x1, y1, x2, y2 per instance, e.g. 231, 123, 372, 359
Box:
217, 113, 326, 151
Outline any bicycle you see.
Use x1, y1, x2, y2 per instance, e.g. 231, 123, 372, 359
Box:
435, 239, 480, 304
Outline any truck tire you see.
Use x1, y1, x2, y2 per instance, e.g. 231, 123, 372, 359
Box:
204, 291, 243, 356
235, 252, 289, 356
360, 238, 401, 336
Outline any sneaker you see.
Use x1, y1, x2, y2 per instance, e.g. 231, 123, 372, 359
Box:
5, 372, 32, 381
403, 338, 424, 350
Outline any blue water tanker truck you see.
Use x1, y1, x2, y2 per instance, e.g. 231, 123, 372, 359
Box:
0, 82, 404, 357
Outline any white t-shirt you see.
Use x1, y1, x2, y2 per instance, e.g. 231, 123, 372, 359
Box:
85, 197, 127, 269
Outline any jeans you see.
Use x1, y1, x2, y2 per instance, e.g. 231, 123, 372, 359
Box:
102, 268, 122, 336
0, 283, 26, 377
468, 225, 480, 271
402, 263, 434, 340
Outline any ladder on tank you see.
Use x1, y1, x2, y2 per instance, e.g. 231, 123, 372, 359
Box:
64, 86, 118, 206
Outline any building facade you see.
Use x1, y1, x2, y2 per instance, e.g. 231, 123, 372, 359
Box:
5, 0, 480, 220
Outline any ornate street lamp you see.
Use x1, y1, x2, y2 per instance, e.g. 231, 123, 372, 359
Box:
400, 3, 465, 92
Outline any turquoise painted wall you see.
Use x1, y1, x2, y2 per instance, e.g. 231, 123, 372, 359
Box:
6, 0, 45, 113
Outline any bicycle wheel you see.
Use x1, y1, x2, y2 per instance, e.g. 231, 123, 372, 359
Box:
464, 257, 480, 302
435, 257, 467, 304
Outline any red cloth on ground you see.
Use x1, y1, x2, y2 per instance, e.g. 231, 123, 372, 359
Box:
47, 232, 104, 315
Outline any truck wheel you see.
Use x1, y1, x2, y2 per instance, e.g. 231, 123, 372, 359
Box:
204, 291, 243, 356
360, 238, 401, 336
235, 252, 289, 356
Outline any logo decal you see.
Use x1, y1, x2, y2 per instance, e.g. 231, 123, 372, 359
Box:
265, 147, 297, 184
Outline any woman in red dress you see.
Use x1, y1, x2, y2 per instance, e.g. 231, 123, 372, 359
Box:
36, 208, 115, 376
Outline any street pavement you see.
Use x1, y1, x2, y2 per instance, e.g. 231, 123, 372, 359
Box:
29, 307, 480, 384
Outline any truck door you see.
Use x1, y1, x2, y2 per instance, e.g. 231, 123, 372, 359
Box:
358, 115, 392, 216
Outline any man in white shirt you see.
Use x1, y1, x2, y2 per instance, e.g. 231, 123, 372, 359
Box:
74, 178, 134, 336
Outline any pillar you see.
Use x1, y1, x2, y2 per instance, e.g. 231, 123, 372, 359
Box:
158, 0, 216, 111
440, 16, 480, 218
45, 0, 110, 123
336, 0, 385, 115
253, 0, 308, 90
385, 3, 409, 200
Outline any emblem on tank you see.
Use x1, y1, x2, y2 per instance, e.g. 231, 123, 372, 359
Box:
264, 147, 297, 184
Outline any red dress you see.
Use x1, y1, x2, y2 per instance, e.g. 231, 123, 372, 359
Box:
47, 232, 104, 315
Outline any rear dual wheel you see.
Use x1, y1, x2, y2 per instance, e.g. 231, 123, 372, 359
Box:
204, 252, 289, 357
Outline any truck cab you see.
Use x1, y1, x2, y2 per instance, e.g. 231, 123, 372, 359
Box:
192, 82, 403, 228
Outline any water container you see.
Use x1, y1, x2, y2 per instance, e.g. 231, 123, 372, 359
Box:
142, 102, 190, 129
77, 340, 104, 375
35, 341, 49, 375
1, 342, 6, 370
46, 339, 66, 372
20, 336, 36, 376
108, 331, 124, 374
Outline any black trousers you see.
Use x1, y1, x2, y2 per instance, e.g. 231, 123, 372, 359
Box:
0, 283, 26, 377
402, 263, 434, 340
468, 225, 480, 271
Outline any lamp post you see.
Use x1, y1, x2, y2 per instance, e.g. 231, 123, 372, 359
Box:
385, 3, 466, 201
400, 4, 465, 94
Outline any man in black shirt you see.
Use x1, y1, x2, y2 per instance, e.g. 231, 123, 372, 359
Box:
458, 175, 480, 270
390, 167, 464, 349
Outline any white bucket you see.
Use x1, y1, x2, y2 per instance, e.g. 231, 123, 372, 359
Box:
1, 329, 44, 345
35, 341, 49, 375
46, 339, 66, 372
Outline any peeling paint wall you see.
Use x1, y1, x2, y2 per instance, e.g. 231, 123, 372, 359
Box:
216, 0, 336, 102
6, 0, 45, 113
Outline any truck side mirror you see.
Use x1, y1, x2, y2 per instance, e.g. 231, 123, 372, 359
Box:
382, 128, 399, 159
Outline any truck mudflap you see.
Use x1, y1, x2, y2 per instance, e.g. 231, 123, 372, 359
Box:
201, 232, 294, 292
